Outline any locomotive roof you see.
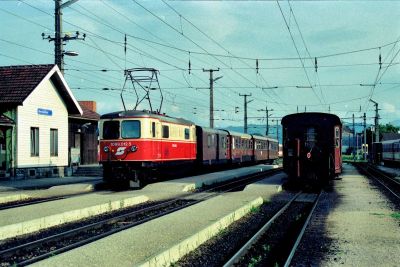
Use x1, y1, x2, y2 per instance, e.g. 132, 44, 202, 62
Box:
282, 112, 341, 126
100, 110, 195, 125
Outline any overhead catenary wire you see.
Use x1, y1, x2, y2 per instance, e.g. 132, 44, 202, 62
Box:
3, 0, 398, 125
276, 0, 323, 104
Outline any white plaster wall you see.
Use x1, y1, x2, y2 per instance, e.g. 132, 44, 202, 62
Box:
16, 78, 68, 167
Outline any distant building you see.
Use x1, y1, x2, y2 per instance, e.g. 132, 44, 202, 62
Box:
381, 133, 400, 141
0, 64, 82, 179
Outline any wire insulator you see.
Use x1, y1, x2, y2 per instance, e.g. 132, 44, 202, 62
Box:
379, 47, 382, 69
188, 52, 191, 74
256, 59, 259, 74
315, 57, 318, 72
124, 34, 127, 54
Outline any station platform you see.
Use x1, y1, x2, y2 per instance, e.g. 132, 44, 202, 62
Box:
0, 164, 281, 242
32, 172, 290, 267
0, 176, 103, 206
0, 176, 102, 192
291, 163, 400, 266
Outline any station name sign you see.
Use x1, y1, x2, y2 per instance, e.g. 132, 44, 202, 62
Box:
37, 108, 53, 116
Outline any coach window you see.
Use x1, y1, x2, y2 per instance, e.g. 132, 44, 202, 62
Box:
122, 120, 141, 138
103, 121, 120, 139
162, 125, 169, 138
335, 126, 340, 147
221, 136, 226, 149
207, 134, 211, 147
184, 128, 190, 140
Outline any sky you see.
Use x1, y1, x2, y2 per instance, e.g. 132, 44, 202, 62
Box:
0, 0, 399, 131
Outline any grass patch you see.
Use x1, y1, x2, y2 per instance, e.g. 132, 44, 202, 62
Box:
390, 212, 400, 220
342, 154, 367, 163
249, 206, 261, 213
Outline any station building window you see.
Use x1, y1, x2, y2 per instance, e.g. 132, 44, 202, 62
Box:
30, 127, 39, 156
50, 128, 58, 156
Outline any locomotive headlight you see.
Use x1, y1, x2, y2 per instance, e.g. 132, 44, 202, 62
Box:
103, 146, 110, 153
130, 145, 138, 152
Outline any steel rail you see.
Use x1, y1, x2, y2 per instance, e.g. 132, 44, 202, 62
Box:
283, 191, 322, 267
223, 191, 302, 267
1, 167, 283, 266
367, 164, 400, 186
357, 164, 400, 199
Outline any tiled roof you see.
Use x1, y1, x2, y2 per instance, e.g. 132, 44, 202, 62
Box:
0, 64, 54, 105
69, 104, 100, 121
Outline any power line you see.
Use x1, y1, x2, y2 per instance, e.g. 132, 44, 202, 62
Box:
276, 0, 322, 104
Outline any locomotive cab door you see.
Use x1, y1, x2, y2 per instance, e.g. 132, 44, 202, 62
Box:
152, 120, 162, 160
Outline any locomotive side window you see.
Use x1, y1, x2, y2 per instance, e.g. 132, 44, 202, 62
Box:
121, 120, 141, 139
207, 135, 211, 147
103, 121, 120, 140
152, 122, 156, 138
184, 128, 190, 140
162, 125, 169, 138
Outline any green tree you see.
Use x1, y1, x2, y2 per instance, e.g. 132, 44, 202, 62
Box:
379, 123, 400, 134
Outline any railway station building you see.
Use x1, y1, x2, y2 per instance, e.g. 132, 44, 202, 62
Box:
68, 101, 100, 166
0, 64, 83, 179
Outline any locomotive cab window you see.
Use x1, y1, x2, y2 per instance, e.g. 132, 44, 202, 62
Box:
162, 125, 169, 138
103, 121, 120, 140
121, 120, 141, 139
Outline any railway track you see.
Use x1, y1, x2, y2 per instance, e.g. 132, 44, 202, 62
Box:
223, 191, 321, 267
354, 163, 400, 200
0, 167, 282, 266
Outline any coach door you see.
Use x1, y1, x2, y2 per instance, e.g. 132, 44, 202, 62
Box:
334, 126, 341, 173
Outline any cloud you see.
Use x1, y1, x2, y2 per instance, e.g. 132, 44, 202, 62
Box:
382, 102, 396, 113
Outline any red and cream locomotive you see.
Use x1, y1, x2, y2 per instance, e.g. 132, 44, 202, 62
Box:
99, 110, 279, 187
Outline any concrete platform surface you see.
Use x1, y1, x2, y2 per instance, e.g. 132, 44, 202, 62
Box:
0, 176, 102, 192
0, 182, 100, 205
33, 173, 291, 267
143, 164, 280, 193
291, 163, 400, 266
